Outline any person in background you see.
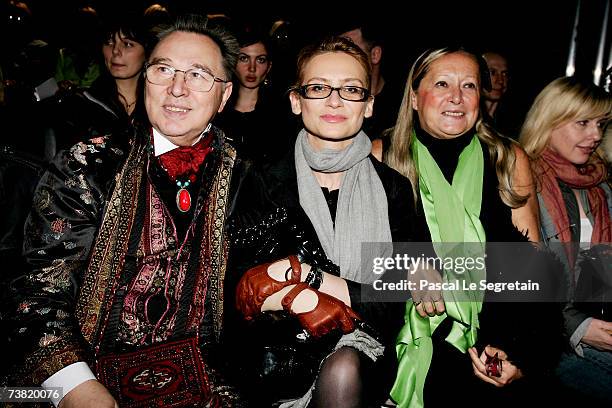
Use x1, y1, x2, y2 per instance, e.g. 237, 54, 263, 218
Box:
339, 17, 404, 140
49, 13, 150, 154
143, 3, 172, 33
481, 51, 524, 138
54, 6, 102, 90
519, 76, 612, 404
214, 25, 292, 164
0, 0, 52, 107
98, 16, 148, 118
267, 19, 298, 93
482, 52, 509, 119
0, 0, 57, 160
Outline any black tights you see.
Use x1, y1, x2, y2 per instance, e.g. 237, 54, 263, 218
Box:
310, 347, 364, 408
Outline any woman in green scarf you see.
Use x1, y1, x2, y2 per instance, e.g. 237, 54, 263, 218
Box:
374, 47, 562, 407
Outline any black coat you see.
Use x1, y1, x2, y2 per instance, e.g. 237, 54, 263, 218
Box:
227, 149, 429, 341
224, 149, 428, 403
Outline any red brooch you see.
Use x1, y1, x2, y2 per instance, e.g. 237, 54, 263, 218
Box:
158, 132, 214, 213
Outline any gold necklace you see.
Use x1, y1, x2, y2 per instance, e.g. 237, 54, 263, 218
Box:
119, 92, 136, 110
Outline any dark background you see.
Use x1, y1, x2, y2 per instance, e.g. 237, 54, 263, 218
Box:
8, 0, 612, 120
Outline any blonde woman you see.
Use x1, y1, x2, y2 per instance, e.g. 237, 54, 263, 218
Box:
520, 76, 611, 403
230, 36, 427, 407
381, 47, 562, 407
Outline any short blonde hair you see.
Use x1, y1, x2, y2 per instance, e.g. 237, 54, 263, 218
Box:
292, 36, 371, 90
519, 77, 611, 159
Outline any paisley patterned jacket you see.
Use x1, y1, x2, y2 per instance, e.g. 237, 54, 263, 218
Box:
6, 124, 242, 385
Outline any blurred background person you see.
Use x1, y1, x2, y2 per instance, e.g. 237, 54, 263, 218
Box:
54, 6, 102, 90
48, 12, 150, 155
481, 50, 525, 138
0, 0, 56, 159
215, 23, 292, 165
520, 76, 612, 405
267, 19, 299, 95
482, 51, 509, 118
143, 3, 172, 35
338, 16, 404, 141
0, 1, 53, 107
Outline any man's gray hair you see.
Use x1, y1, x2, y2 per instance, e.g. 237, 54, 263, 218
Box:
156, 14, 239, 81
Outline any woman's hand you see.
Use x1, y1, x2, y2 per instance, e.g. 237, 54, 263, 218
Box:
409, 264, 446, 317
240, 257, 351, 314
282, 283, 360, 337
235, 256, 302, 318
468, 345, 523, 387
581, 318, 612, 351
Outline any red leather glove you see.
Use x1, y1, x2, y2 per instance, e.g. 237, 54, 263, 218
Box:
236, 255, 302, 320
281, 283, 360, 338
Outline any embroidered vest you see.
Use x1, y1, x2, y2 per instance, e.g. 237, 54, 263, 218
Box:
74, 130, 236, 355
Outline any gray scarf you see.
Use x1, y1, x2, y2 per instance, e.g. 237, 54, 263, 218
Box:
295, 129, 392, 283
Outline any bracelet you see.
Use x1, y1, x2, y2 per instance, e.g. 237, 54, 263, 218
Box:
304, 265, 323, 290
283, 256, 303, 281
284, 266, 293, 281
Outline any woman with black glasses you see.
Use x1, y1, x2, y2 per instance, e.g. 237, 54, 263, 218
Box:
227, 36, 428, 407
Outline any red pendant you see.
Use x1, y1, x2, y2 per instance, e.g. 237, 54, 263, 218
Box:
176, 188, 191, 212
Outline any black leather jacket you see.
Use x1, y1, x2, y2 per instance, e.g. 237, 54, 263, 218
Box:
226, 150, 429, 345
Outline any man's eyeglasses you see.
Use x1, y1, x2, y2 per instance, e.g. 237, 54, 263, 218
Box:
296, 84, 371, 102
144, 63, 228, 92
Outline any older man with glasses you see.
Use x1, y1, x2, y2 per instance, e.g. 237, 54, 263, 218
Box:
7, 14, 245, 408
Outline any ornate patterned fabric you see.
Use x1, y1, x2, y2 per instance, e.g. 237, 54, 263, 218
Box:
96, 337, 216, 407
7, 124, 237, 393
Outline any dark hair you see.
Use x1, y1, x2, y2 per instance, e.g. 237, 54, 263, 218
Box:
156, 14, 240, 81
95, 13, 149, 121
293, 36, 371, 90
101, 13, 152, 54
143, 3, 171, 23
88, 73, 146, 124
335, 15, 385, 49
235, 23, 272, 57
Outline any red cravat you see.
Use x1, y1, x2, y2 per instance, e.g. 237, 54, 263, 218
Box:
158, 132, 214, 182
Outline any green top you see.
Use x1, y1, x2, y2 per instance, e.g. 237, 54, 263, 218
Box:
55, 48, 101, 89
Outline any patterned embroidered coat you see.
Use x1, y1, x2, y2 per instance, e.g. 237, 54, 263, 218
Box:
6, 124, 239, 386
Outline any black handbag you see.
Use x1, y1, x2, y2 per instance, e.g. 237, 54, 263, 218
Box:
238, 311, 341, 404
574, 244, 612, 321
229, 207, 346, 403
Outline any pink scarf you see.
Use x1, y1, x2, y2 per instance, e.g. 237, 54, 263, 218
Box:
534, 148, 611, 267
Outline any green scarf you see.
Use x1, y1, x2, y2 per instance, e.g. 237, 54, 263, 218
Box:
390, 133, 486, 407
